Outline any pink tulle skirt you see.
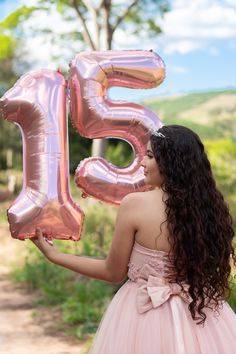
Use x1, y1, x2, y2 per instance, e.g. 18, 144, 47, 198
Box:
89, 280, 236, 354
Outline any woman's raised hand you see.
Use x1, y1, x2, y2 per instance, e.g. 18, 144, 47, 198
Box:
31, 228, 58, 261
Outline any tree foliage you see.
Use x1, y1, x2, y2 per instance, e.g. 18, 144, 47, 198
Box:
0, 0, 170, 157
0, 6, 37, 167
0, 5, 37, 30
22, 0, 169, 50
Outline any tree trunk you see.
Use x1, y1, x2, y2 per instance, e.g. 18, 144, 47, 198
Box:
6, 148, 13, 168
91, 1, 112, 158
91, 138, 107, 157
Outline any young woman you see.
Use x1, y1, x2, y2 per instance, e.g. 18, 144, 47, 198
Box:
32, 125, 236, 353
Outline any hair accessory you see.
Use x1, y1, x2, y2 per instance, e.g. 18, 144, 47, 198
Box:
150, 129, 165, 138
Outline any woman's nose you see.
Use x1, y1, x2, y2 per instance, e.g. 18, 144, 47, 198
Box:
140, 156, 146, 167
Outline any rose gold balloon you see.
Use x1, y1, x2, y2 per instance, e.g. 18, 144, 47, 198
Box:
69, 50, 165, 205
0, 69, 84, 240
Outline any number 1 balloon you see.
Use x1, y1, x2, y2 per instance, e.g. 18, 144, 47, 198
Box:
0, 69, 84, 240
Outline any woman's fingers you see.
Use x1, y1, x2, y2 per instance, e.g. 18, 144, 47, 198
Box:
31, 227, 56, 259
44, 237, 53, 246
30, 228, 42, 245
31, 228, 45, 248
35, 227, 43, 237
35, 228, 53, 245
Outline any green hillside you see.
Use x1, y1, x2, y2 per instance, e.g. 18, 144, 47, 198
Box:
142, 90, 236, 140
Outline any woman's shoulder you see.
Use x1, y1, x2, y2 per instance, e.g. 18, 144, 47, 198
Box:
121, 189, 164, 207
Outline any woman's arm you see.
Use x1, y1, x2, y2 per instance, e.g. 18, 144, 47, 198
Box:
31, 193, 139, 283
32, 232, 114, 282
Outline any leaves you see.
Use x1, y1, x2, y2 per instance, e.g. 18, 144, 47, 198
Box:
147, 19, 162, 35
0, 34, 16, 60
0, 6, 38, 30
0, 6, 38, 94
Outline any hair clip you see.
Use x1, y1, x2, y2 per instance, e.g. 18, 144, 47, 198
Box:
150, 129, 165, 138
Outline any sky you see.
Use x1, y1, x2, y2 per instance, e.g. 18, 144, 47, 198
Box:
0, 0, 236, 101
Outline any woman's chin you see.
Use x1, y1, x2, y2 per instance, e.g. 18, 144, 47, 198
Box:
143, 177, 160, 189
143, 177, 152, 186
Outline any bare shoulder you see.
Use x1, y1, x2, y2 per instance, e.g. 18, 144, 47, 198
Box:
120, 191, 149, 210
121, 191, 144, 204
117, 192, 141, 218
124, 189, 163, 201
120, 189, 164, 213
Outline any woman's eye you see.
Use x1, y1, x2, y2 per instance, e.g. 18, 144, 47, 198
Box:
147, 154, 153, 158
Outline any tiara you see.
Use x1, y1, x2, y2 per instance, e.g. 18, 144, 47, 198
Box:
150, 129, 165, 138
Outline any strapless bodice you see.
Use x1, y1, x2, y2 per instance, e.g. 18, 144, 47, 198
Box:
127, 241, 175, 282
127, 241, 191, 314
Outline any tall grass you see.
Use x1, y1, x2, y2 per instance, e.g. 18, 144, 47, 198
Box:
11, 202, 121, 340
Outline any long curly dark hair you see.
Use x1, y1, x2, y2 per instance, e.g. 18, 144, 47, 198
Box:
150, 124, 235, 325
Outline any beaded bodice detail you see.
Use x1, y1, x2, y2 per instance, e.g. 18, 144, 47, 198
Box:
127, 241, 175, 282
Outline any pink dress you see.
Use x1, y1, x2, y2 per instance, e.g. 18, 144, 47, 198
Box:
89, 241, 236, 353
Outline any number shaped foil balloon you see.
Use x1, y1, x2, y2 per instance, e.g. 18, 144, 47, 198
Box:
69, 50, 165, 205
0, 69, 84, 240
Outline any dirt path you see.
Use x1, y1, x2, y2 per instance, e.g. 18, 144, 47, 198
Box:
0, 223, 87, 354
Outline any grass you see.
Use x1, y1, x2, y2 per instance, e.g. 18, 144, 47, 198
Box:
143, 89, 236, 140
0, 210, 7, 223
10, 201, 118, 341
143, 90, 236, 119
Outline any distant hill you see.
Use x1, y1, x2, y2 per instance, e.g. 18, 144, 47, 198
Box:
142, 90, 236, 140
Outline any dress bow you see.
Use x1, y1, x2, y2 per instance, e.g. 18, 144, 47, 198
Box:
137, 274, 191, 314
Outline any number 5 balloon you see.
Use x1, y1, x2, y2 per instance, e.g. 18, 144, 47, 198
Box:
69, 50, 165, 205
0, 69, 84, 240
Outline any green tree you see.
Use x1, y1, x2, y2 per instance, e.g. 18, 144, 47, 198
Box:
0, 0, 169, 157
0, 5, 36, 88
0, 6, 36, 169
0, 34, 17, 95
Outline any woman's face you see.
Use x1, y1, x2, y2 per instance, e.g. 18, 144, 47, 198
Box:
141, 141, 164, 187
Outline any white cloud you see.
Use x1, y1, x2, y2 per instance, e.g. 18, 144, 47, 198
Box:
229, 40, 236, 49
209, 47, 219, 56
113, 28, 155, 50
224, 0, 236, 7
168, 65, 188, 74
160, 0, 236, 54
164, 40, 202, 54
163, 5, 236, 39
